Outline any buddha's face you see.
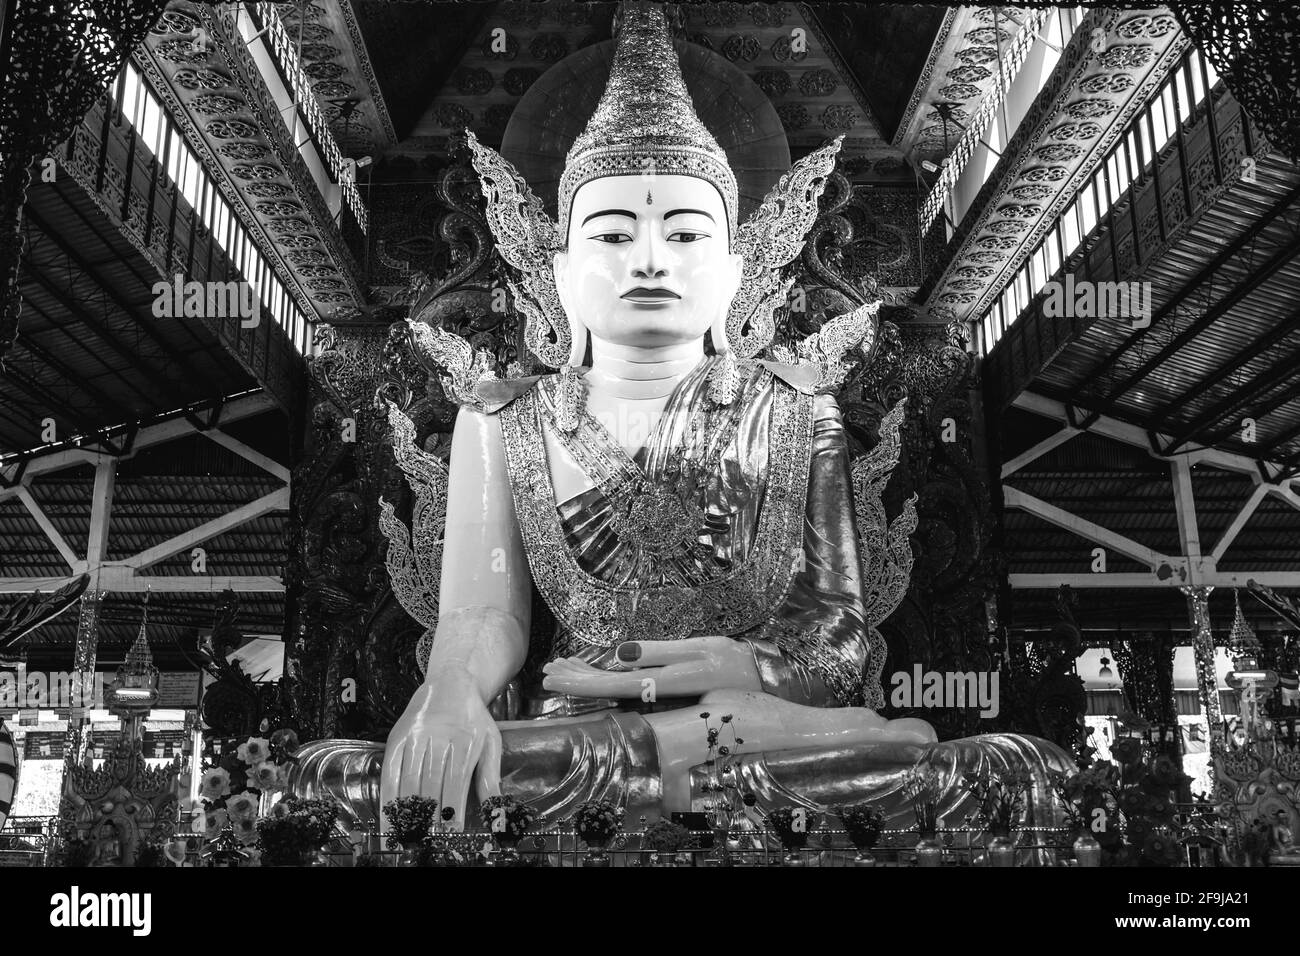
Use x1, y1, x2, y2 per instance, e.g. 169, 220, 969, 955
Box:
554, 174, 742, 353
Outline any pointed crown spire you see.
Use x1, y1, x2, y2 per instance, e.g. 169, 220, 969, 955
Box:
123, 595, 157, 679
558, 2, 738, 238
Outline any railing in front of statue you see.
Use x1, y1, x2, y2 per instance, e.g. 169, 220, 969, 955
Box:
0, 816, 59, 866
308, 820, 1229, 867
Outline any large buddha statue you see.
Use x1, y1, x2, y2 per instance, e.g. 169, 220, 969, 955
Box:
291, 3, 1072, 834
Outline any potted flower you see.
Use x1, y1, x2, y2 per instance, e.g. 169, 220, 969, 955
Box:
572, 800, 624, 867
835, 804, 884, 866
479, 795, 537, 865
383, 795, 440, 866
961, 768, 1030, 867
902, 767, 944, 867
256, 797, 339, 866
190, 728, 297, 865
1052, 739, 1192, 867
765, 806, 820, 866
642, 819, 690, 866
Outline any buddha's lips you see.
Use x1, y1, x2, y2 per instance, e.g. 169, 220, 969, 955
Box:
621, 287, 681, 302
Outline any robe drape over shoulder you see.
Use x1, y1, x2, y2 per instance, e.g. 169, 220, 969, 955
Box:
491, 355, 881, 717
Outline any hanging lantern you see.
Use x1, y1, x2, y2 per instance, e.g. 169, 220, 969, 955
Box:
0, 719, 18, 832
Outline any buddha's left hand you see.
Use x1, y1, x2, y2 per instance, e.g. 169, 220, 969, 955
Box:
541, 636, 763, 698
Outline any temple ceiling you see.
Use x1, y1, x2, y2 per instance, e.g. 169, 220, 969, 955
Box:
335, 0, 948, 183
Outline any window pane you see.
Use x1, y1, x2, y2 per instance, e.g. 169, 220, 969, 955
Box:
217, 200, 229, 250
1205, 54, 1220, 88
1152, 102, 1169, 154
184, 153, 200, 208
165, 129, 180, 183
1128, 127, 1143, 174
141, 94, 162, 157
1191, 56, 1206, 104
1080, 181, 1097, 234
1175, 68, 1191, 121
1046, 231, 1060, 277
1063, 199, 1080, 253
122, 66, 141, 125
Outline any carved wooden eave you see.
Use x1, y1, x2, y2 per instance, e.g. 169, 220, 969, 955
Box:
920, 8, 1188, 325
277, 0, 399, 155
892, 5, 1036, 160
137, 2, 365, 321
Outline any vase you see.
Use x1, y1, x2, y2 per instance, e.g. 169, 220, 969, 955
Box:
852, 850, 877, 867
308, 846, 331, 868
915, 835, 944, 867
1072, 832, 1102, 868
650, 851, 678, 867
581, 843, 611, 867
397, 844, 422, 867
490, 837, 522, 866
985, 834, 1016, 867
782, 849, 815, 867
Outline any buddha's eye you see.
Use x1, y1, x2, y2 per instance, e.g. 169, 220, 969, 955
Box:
668, 232, 707, 243
592, 233, 631, 244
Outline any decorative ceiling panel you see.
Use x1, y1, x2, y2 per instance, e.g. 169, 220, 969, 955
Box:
140, 2, 365, 320
893, 5, 1036, 163
276, 0, 398, 156
922, 8, 1188, 324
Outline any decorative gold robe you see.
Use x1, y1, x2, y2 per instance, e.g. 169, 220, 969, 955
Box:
493, 355, 879, 716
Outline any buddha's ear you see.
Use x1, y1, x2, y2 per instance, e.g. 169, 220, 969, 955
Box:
553, 250, 572, 317
552, 250, 587, 367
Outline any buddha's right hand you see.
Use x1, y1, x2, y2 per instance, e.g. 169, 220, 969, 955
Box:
380, 666, 503, 831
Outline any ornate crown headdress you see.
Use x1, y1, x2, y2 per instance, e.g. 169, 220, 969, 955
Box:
459, 1, 868, 402
558, 2, 738, 241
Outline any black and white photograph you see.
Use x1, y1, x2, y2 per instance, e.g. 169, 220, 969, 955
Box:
0, 0, 1296, 935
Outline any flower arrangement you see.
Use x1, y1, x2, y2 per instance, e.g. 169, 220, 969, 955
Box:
255, 797, 340, 867
834, 804, 885, 850
1051, 737, 1191, 867
765, 806, 820, 850
642, 819, 689, 853
191, 727, 300, 864
960, 768, 1032, 836
696, 711, 749, 833
479, 795, 537, 848
901, 767, 942, 836
572, 800, 624, 849
133, 836, 174, 868
383, 795, 441, 850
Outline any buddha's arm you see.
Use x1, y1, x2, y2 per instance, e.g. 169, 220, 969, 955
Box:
742, 392, 872, 707
429, 405, 531, 699
381, 405, 530, 814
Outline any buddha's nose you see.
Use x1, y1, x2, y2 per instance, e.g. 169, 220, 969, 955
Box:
630, 231, 667, 280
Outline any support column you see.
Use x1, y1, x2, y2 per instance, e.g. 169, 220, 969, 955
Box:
1184, 586, 1225, 771
61, 589, 104, 773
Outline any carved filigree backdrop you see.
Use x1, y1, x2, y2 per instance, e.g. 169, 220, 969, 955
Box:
1171, 1, 1300, 164
0, 0, 171, 359
1114, 631, 1180, 756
